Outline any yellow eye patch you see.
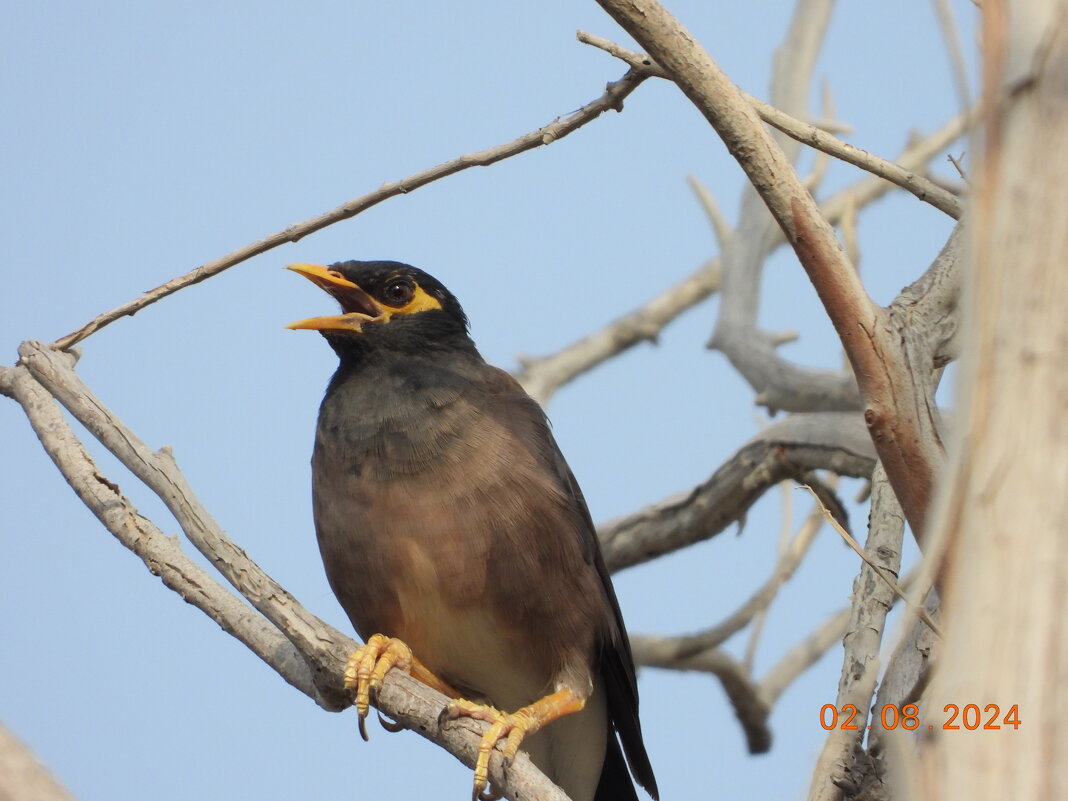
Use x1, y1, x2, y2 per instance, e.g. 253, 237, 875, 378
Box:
380, 284, 443, 318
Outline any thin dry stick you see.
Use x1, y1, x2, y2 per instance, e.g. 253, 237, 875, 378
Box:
19, 341, 344, 669
931, 0, 974, 111
627, 490, 828, 664
598, 411, 877, 572
52, 67, 655, 351
743, 480, 799, 671
760, 100, 963, 218
578, 29, 851, 135
516, 258, 720, 404
762, 580, 935, 740
840, 195, 860, 272
801, 484, 942, 637
632, 641, 772, 754
688, 175, 733, 250
759, 605, 851, 706
579, 31, 963, 218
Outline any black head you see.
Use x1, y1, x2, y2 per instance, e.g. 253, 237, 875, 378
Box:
286, 260, 473, 361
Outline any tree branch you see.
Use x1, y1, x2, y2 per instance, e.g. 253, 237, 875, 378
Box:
0, 361, 330, 704
4, 352, 568, 801
51, 67, 656, 352
516, 258, 721, 404
627, 496, 825, 660
513, 117, 966, 408
0, 723, 80, 801
631, 640, 772, 754
599, 411, 875, 571
579, 32, 963, 218
806, 463, 905, 801
759, 605, 851, 707
594, 0, 956, 538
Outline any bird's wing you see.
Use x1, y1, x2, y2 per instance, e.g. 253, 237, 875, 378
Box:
482, 366, 659, 800
554, 447, 658, 800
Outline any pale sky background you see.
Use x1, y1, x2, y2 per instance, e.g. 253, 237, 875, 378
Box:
2, 3, 974, 800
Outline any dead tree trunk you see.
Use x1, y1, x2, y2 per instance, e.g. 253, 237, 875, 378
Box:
913, 2, 1068, 797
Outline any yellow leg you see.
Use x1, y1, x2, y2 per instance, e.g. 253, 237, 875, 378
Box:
344, 634, 460, 740
443, 688, 587, 801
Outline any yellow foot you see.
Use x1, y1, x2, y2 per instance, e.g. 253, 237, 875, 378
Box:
442, 689, 586, 801
344, 634, 413, 741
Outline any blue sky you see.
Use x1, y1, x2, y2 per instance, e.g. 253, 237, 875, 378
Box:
2, 3, 973, 799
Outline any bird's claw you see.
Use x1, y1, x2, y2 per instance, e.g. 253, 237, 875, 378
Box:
344, 634, 413, 740
443, 699, 538, 801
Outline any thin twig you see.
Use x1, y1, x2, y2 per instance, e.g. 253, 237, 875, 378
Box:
840, 195, 861, 273
930, 0, 973, 111
630, 640, 772, 754
746, 479, 834, 670
743, 481, 796, 671
759, 100, 963, 218
515, 115, 968, 408
579, 29, 851, 136
515, 258, 721, 404
759, 604, 851, 706
948, 151, 970, 182
688, 175, 733, 250
600, 412, 875, 572
52, 67, 656, 351
579, 31, 963, 218
800, 484, 942, 637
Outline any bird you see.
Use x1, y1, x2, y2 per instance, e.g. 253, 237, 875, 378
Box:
286, 260, 658, 801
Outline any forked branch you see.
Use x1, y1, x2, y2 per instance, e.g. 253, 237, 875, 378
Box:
594, 0, 959, 539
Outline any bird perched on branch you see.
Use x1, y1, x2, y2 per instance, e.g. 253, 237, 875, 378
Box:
287, 260, 658, 801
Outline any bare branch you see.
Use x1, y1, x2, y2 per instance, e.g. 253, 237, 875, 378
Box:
742, 480, 803, 671
580, 29, 962, 217
630, 640, 772, 754
18, 342, 345, 680
840, 195, 861, 272
51, 67, 656, 351
515, 258, 721, 404
869, 589, 940, 748
515, 117, 966, 407
6, 351, 567, 801
802, 485, 942, 637
744, 487, 828, 670
628, 497, 824, 662
930, 0, 974, 110
762, 109, 963, 218
688, 175, 733, 251
806, 464, 905, 801
0, 723, 79, 801
596, 0, 960, 538
716, 119, 965, 415
0, 361, 329, 705
759, 605, 851, 707
600, 412, 875, 572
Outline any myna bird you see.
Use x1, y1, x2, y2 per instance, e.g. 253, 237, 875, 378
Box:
286, 260, 658, 801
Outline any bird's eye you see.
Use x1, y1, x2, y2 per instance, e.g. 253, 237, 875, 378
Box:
381, 278, 415, 306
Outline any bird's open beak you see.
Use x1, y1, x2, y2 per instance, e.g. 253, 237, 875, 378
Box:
285, 263, 385, 333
